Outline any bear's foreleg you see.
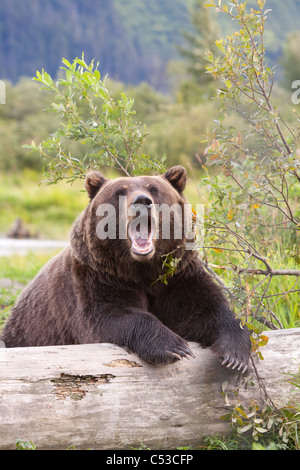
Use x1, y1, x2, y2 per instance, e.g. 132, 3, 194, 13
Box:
78, 306, 195, 365
150, 262, 251, 373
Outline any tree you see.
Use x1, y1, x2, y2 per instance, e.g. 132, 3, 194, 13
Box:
27, 55, 166, 184
200, 0, 300, 337
178, 0, 220, 87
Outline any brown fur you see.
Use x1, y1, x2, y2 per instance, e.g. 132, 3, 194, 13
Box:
1, 166, 251, 370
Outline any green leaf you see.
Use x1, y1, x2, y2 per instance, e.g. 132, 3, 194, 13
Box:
61, 58, 73, 69
238, 424, 252, 434
43, 71, 53, 87
236, 406, 249, 419
65, 70, 73, 83
94, 70, 101, 81
255, 426, 268, 433
221, 381, 228, 393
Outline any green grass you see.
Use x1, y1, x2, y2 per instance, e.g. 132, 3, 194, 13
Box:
0, 287, 20, 328
208, 250, 300, 331
0, 251, 56, 284
0, 251, 56, 331
0, 169, 88, 240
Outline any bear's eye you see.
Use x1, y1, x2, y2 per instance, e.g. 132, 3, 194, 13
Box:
149, 186, 158, 195
115, 189, 127, 197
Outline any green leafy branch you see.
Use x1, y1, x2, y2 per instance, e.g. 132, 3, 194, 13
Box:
25, 54, 166, 184
151, 251, 183, 286
198, 0, 300, 330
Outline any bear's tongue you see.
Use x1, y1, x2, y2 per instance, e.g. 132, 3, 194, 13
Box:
135, 224, 149, 245
129, 222, 154, 255
135, 237, 148, 247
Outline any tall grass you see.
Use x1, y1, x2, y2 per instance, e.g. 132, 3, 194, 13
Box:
0, 170, 88, 240
0, 251, 56, 331
203, 234, 300, 330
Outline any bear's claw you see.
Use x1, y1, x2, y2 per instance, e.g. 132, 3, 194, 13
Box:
173, 346, 196, 360
221, 354, 248, 374
165, 345, 195, 362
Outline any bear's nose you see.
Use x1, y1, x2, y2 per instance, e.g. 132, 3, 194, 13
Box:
132, 194, 153, 209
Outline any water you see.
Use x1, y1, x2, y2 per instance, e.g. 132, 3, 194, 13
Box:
0, 238, 68, 256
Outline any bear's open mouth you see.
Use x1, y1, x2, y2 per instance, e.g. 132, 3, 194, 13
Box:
128, 215, 154, 256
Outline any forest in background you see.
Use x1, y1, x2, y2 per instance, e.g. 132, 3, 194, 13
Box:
1, 0, 300, 88
1, 0, 300, 173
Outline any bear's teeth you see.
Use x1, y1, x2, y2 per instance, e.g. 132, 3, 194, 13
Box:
131, 235, 154, 255
136, 238, 149, 247
128, 220, 154, 256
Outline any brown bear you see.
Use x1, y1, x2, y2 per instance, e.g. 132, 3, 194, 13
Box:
1, 166, 251, 372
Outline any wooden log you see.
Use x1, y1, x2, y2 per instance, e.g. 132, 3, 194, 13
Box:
0, 328, 299, 450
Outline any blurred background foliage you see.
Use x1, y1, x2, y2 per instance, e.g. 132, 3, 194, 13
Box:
1, 0, 300, 87
0, 0, 299, 171
0, 0, 299, 241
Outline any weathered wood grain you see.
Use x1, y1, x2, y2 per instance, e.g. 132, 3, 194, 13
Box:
0, 328, 299, 450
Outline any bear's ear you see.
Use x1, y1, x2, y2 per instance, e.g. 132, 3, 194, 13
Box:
85, 171, 107, 200
163, 166, 187, 194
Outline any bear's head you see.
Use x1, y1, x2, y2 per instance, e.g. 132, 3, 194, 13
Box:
71, 166, 193, 276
